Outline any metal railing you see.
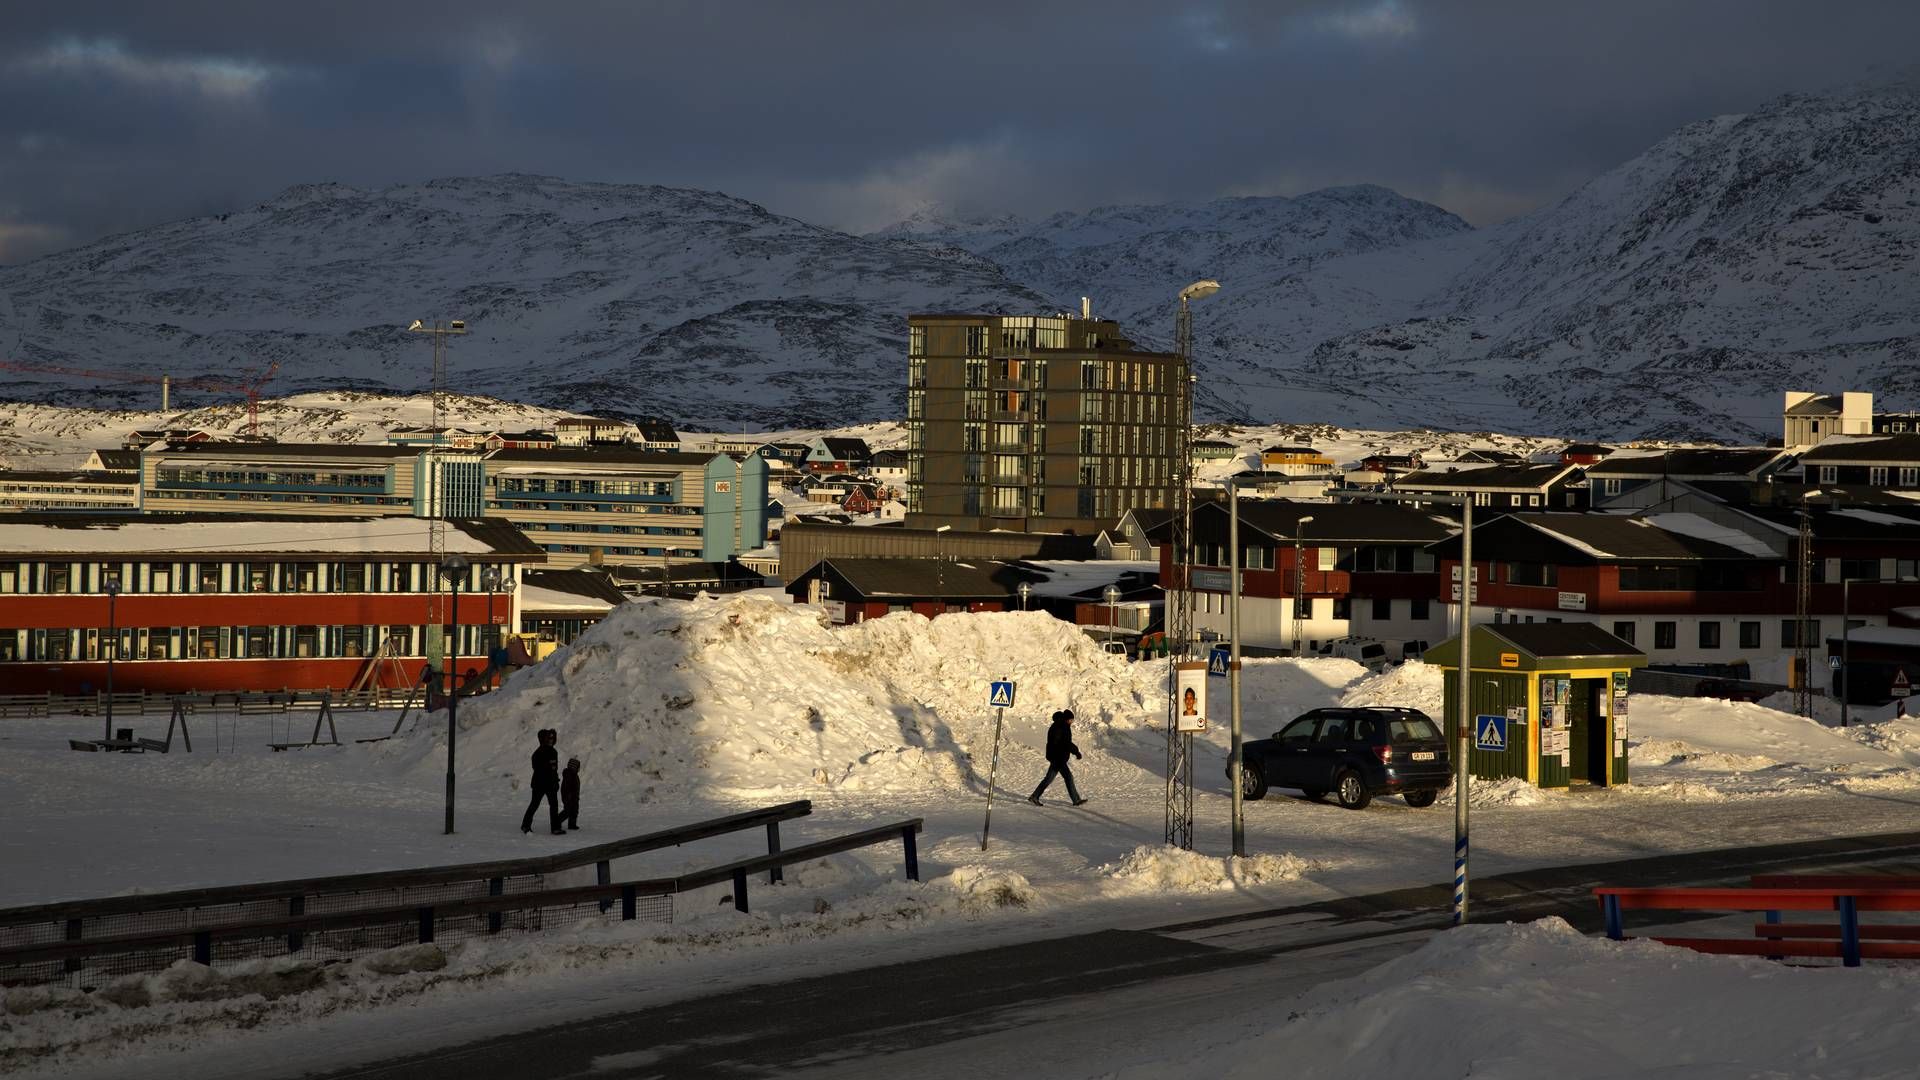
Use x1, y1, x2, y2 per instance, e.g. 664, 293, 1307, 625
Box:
0, 802, 818, 987
0, 687, 421, 719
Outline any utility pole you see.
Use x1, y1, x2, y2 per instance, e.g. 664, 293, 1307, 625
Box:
1167, 279, 1219, 850
407, 318, 467, 673
1794, 509, 1814, 718
1229, 484, 1245, 857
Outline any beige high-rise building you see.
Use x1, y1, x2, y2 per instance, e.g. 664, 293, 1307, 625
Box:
905, 313, 1187, 534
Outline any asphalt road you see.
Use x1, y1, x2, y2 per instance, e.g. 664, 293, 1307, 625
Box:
306, 829, 1920, 1080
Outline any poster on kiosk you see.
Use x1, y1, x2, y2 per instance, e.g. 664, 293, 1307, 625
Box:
1174, 662, 1209, 733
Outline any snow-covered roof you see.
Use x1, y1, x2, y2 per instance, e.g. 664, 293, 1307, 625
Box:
1636, 513, 1780, 558
0, 515, 536, 557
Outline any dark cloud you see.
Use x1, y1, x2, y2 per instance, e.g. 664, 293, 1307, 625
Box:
2, 1, 1918, 262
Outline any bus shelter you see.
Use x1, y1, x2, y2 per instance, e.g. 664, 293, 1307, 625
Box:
1423, 622, 1647, 789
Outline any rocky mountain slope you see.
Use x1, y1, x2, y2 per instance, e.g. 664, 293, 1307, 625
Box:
4, 83, 1920, 439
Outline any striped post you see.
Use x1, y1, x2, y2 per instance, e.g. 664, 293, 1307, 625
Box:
1452, 832, 1468, 926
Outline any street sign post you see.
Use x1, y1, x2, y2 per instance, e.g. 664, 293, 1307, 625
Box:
1894, 669, 1911, 698
1474, 713, 1507, 753
981, 679, 1016, 849
1208, 645, 1231, 677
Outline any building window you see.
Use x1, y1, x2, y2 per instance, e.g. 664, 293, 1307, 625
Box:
1654, 621, 1676, 650
1739, 621, 1761, 649
1840, 558, 1880, 582
1612, 621, 1635, 644
1473, 492, 1492, 507
1781, 619, 1821, 648
1698, 621, 1721, 649
1870, 466, 1889, 486
1332, 598, 1351, 620
46, 565, 72, 593
1818, 465, 1838, 484
1900, 467, 1919, 487
1603, 478, 1622, 496
908, 325, 926, 358
1372, 597, 1392, 620
1411, 599, 1429, 620
1528, 495, 1542, 506
1505, 562, 1559, 587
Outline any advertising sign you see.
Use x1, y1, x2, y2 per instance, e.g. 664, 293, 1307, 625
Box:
1174, 662, 1208, 733
1557, 591, 1588, 611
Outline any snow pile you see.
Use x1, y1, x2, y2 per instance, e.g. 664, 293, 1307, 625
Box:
1107, 918, 1920, 1079
1099, 844, 1321, 895
1467, 777, 1551, 807
415, 596, 1160, 801
1339, 659, 1444, 716
0, 864, 1038, 1070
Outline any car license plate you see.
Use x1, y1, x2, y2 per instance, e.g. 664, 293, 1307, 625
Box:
1411, 751, 1435, 761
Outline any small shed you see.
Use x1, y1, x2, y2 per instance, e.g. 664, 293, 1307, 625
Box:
1423, 622, 1647, 789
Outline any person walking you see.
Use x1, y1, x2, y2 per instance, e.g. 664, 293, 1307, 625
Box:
559, 757, 582, 831
1028, 709, 1087, 807
521, 728, 565, 835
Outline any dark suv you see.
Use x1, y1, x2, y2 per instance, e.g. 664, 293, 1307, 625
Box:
1234, 706, 1451, 810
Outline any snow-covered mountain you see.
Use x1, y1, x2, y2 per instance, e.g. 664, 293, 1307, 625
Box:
4, 83, 1920, 439
0, 176, 1052, 429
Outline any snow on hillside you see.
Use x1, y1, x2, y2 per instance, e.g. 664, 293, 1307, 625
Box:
421, 597, 1162, 802
0, 391, 586, 469
0, 174, 1053, 429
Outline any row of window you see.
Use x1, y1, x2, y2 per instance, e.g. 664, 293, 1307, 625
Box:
1195, 593, 1435, 622
486, 500, 700, 516
1607, 619, 1802, 651
0, 623, 500, 663
1195, 545, 1440, 575
147, 489, 412, 506
0, 560, 504, 595
497, 477, 674, 496
157, 467, 387, 489
1812, 465, 1920, 486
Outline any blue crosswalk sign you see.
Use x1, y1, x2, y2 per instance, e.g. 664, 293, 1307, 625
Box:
1474, 713, 1507, 752
1208, 646, 1231, 676
989, 681, 1016, 709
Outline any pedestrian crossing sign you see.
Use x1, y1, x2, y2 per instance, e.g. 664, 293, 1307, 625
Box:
1474, 713, 1507, 752
1208, 646, 1231, 676
989, 681, 1016, 709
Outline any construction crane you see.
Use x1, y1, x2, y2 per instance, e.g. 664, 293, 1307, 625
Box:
0, 358, 279, 438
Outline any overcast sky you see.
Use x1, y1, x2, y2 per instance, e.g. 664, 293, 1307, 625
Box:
3, 1, 1917, 263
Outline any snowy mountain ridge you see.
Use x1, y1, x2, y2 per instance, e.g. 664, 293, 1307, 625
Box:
4, 83, 1920, 439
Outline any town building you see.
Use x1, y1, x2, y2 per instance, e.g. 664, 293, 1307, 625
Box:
1191, 439, 1239, 461
1786, 434, 1920, 502
806, 437, 872, 474
516, 568, 629, 651
786, 557, 1039, 623
484, 430, 559, 452
0, 470, 141, 513
384, 426, 488, 449
1585, 447, 1792, 506
122, 429, 211, 450
866, 448, 909, 487
905, 312, 1186, 534
1392, 462, 1588, 512
555, 418, 636, 446
1165, 500, 1458, 655
1783, 391, 1873, 447
0, 513, 543, 693
1558, 443, 1613, 466
134, 442, 769, 572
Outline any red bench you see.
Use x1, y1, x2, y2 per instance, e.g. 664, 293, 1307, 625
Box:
1595, 880, 1920, 967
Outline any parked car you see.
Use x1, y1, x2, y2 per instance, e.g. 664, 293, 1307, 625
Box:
1233, 706, 1451, 809
1400, 639, 1430, 662
1317, 636, 1390, 672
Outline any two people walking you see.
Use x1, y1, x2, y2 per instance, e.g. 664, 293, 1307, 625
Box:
1028, 709, 1088, 807
521, 727, 583, 834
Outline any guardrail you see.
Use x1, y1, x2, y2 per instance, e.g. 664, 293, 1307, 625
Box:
0, 801, 816, 986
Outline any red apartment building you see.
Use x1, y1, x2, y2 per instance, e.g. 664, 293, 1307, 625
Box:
0, 513, 545, 693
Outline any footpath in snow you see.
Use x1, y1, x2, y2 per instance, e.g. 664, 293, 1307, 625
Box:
5, 597, 1920, 1075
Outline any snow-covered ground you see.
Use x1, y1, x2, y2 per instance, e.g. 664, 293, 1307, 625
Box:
4, 598, 1919, 1075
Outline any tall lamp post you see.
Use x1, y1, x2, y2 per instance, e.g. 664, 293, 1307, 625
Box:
483, 565, 503, 681
103, 574, 121, 742
1018, 581, 1032, 612
934, 524, 951, 612
1104, 584, 1121, 648
440, 553, 469, 835
1841, 576, 1864, 728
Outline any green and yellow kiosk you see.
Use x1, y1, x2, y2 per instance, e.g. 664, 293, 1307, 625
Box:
1423, 622, 1647, 789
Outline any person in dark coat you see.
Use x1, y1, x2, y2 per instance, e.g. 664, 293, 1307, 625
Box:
521, 728, 565, 834
1028, 709, 1087, 806
559, 757, 582, 831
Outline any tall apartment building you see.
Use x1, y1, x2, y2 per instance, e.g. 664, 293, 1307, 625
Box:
905, 313, 1186, 534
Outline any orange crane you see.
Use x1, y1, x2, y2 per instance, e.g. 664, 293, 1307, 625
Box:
0, 358, 280, 438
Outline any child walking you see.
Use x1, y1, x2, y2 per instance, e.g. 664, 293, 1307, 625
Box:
559, 757, 582, 831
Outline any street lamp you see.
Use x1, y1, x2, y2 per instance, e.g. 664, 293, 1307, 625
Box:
483, 565, 503, 673
934, 525, 952, 613
103, 574, 120, 742
1841, 576, 1867, 728
1018, 580, 1031, 612
439, 553, 470, 835
1104, 584, 1121, 647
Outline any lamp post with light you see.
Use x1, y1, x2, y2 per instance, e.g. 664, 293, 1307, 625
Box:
1018, 580, 1031, 612
440, 553, 469, 834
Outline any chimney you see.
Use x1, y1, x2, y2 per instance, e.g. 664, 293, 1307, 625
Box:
1081, 296, 1091, 320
